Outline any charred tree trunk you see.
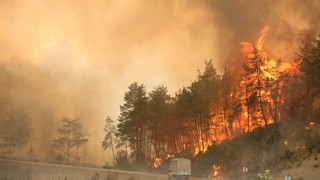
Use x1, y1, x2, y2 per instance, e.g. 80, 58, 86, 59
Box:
199, 114, 205, 152
257, 56, 268, 126
172, 134, 178, 154
246, 88, 251, 132
302, 87, 314, 121
237, 116, 242, 134
258, 87, 268, 126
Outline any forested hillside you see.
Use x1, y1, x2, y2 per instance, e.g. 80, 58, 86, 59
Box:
105, 28, 320, 177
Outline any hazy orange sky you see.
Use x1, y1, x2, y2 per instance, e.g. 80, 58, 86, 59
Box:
0, 0, 319, 164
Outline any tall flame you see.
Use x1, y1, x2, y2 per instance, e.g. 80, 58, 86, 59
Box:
256, 26, 269, 50
240, 25, 269, 58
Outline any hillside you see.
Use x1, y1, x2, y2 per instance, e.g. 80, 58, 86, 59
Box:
187, 119, 320, 179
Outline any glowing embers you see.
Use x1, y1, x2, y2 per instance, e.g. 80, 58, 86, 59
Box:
208, 164, 222, 179
152, 154, 174, 168
152, 157, 163, 168
305, 121, 315, 130
212, 164, 221, 176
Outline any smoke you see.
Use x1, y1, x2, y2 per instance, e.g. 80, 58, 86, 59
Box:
206, 0, 320, 68
0, 0, 319, 164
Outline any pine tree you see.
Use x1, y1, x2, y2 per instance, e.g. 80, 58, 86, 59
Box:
102, 116, 117, 164
53, 117, 88, 162
117, 82, 149, 162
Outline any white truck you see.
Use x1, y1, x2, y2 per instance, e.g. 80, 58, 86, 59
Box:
168, 158, 191, 180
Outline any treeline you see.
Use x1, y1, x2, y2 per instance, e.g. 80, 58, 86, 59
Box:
106, 33, 320, 167
0, 109, 31, 155
0, 111, 88, 163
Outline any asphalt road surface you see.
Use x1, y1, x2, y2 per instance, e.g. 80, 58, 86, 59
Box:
0, 159, 203, 180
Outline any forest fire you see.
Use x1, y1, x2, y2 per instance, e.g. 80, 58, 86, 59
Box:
180, 25, 308, 160
1, 2, 320, 180
149, 24, 308, 169
150, 27, 299, 170
153, 26, 302, 167
112, 7, 320, 174
192, 26, 283, 154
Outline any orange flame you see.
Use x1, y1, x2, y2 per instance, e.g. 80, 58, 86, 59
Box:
305, 122, 315, 130
240, 41, 254, 58
256, 26, 269, 50
153, 157, 163, 168
201, 25, 277, 151
152, 154, 174, 168
212, 164, 221, 177
240, 25, 269, 58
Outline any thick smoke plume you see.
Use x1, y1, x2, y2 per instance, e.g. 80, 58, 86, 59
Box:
0, 0, 319, 164
207, 0, 320, 67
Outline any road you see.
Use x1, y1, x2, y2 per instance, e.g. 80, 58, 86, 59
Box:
0, 159, 203, 180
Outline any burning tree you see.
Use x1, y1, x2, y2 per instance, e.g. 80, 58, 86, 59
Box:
175, 60, 221, 154
241, 26, 277, 129
220, 67, 235, 137
276, 62, 304, 119
297, 34, 320, 121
